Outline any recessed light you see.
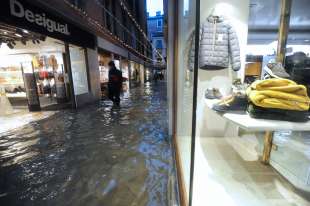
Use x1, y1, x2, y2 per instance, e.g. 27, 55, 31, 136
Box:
3, 31, 7, 35
15, 33, 22, 37
305, 39, 310, 42
22, 29, 29, 34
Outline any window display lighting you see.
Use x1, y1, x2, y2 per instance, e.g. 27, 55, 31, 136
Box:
0, 23, 44, 49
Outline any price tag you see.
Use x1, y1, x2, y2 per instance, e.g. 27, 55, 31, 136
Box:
217, 34, 224, 42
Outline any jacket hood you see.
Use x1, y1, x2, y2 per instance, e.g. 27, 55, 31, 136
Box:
207, 15, 224, 23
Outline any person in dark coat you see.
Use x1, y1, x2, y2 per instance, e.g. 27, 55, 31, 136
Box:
108, 61, 122, 106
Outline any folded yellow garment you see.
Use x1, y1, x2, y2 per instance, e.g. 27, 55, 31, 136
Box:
247, 78, 310, 111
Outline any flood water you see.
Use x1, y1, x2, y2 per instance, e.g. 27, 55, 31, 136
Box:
0, 82, 178, 206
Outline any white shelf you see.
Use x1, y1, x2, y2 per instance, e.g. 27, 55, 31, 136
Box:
205, 99, 310, 132
6, 92, 27, 98
0, 71, 22, 74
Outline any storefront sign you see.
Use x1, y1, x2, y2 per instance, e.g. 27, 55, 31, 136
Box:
0, 0, 95, 49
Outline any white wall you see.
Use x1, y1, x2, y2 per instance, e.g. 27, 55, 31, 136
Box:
97, 37, 128, 58
86, 48, 101, 100
196, 0, 250, 137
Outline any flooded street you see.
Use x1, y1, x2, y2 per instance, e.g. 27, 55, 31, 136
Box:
0, 82, 178, 206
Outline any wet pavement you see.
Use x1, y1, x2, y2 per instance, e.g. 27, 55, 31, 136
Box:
0, 82, 178, 206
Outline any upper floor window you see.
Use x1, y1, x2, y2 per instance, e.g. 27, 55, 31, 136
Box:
157, 19, 162, 28
155, 40, 163, 49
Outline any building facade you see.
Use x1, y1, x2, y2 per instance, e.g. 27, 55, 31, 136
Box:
0, 0, 151, 113
147, 11, 167, 64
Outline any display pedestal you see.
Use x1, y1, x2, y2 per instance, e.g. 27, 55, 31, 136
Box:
204, 98, 310, 163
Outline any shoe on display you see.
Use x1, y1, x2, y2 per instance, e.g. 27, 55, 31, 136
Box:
212, 94, 248, 113
267, 63, 290, 78
213, 88, 223, 99
205, 88, 222, 99
232, 78, 247, 95
205, 88, 216, 99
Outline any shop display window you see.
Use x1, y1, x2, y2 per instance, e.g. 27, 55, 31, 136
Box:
98, 53, 111, 84
0, 35, 70, 111
174, 0, 310, 205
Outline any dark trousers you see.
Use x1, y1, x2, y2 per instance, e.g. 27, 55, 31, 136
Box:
108, 85, 121, 104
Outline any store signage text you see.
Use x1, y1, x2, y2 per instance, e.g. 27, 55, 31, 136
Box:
10, 0, 70, 35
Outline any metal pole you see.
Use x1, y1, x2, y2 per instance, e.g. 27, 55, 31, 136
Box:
276, 0, 292, 64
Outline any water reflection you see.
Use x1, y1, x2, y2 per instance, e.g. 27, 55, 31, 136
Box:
0, 82, 177, 206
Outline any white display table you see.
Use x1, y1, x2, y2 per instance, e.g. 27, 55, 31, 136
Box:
205, 99, 310, 164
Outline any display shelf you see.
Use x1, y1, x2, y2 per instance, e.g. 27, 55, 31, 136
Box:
0, 82, 25, 85
0, 71, 22, 74
205, 99, 310, 132
6, 92, 27, 98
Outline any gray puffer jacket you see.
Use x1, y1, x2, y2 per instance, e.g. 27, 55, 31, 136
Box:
189, 16, 241, 71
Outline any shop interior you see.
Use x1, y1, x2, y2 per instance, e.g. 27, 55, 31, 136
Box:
98, 51, 133, 98
176, 0, 310, 205
130, 61, 140, 85
98, 50, 112, 97
0, 23, 71, 116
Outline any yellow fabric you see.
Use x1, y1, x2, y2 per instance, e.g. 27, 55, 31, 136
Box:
247, 78, 310, 111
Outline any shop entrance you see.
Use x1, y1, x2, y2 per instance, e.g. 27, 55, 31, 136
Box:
0, 23, 72, 114
98, 49, 112, 98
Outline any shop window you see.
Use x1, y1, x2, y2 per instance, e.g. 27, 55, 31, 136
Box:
157, 19, 162, 28
155, 40, 163, 49
69, 45, 89, 95
172, 0, 310, 206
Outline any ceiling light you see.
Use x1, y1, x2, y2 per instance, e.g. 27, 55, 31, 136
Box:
15, 33, 22, 37
3, 31, 7, 35
22, 29, 29, 34
305, 40, 310, 42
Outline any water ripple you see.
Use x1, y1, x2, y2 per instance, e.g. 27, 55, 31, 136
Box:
0, 82, 178, 206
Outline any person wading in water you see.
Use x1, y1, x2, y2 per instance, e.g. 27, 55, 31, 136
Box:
108, 61, 123, 106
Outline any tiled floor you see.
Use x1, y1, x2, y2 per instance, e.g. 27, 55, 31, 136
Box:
192, 136, 310, 206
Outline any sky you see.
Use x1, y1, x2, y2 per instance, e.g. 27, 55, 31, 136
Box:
146, 0, 163, 16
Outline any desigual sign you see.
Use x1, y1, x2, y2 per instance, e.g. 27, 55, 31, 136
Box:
10, 0, 70, 35
0, 0, 96, 49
